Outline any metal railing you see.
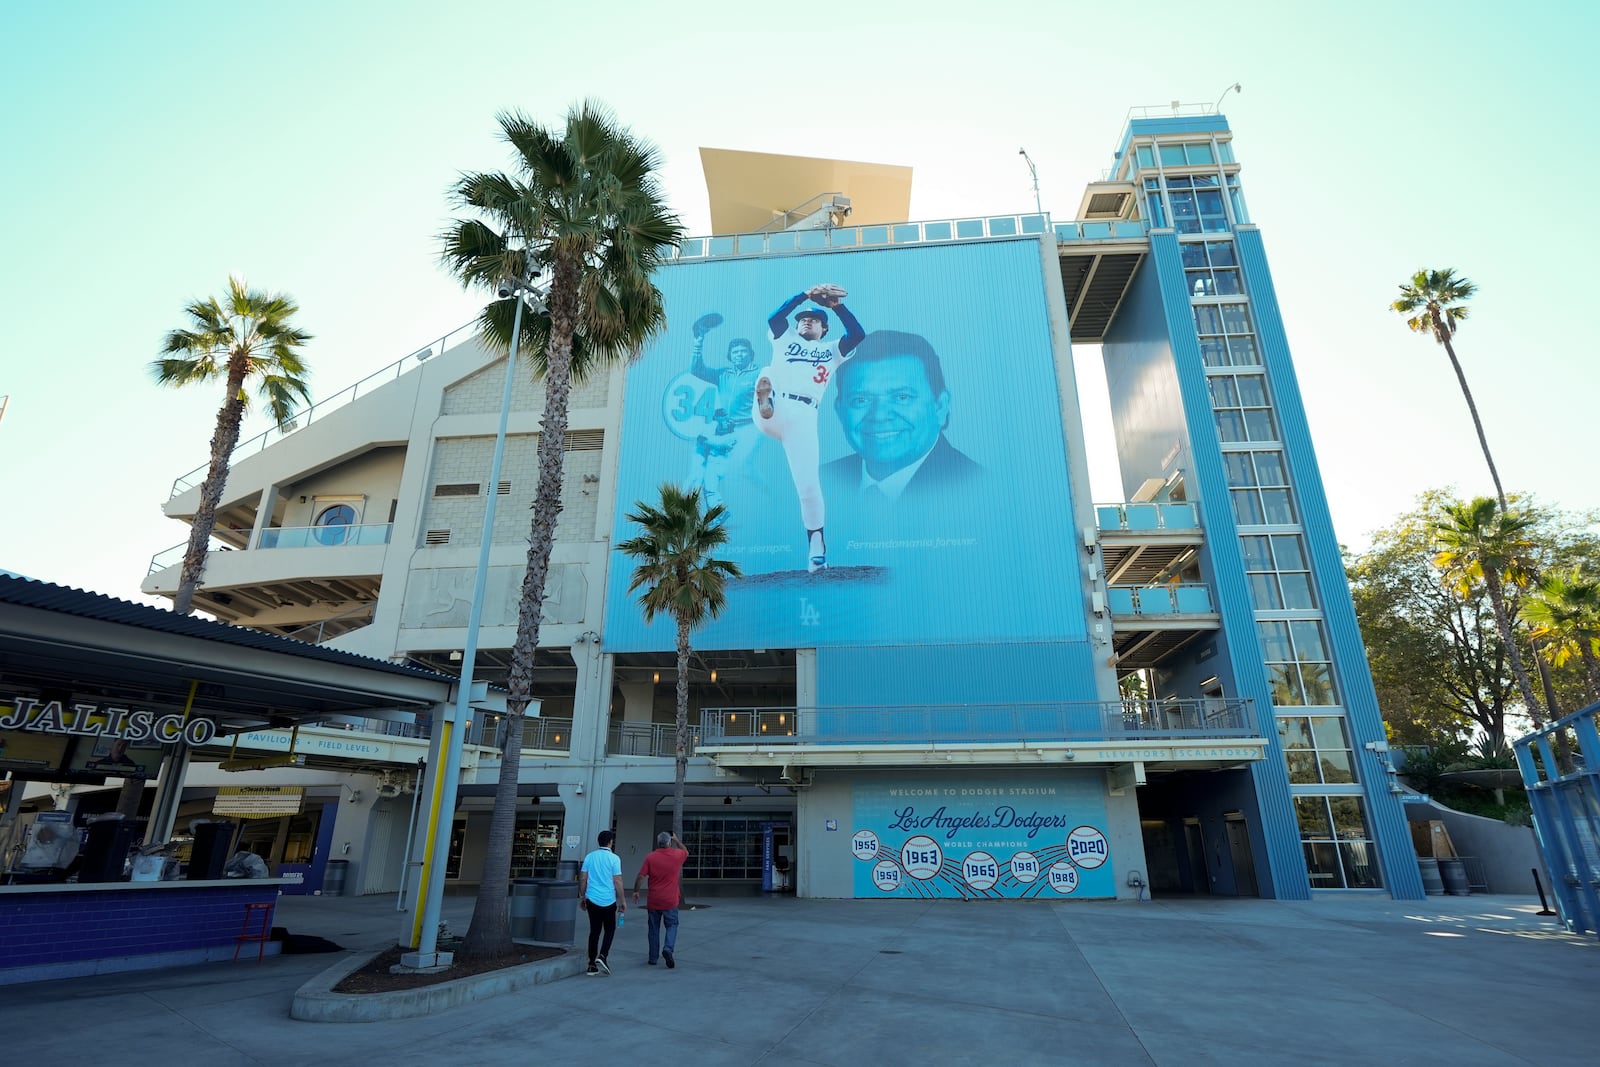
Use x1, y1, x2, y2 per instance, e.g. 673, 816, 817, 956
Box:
670, 212, 1052, 263
1095, 501, 1200, 532
699, 699, 1254, 746
1054, 220, 1147, 242
258, 522, 393, 549
609, 721, 695, 758
147, 536, 236, 576
166, 319, 482, 500
1515, 699, 1600, 936
282, 603, 377, 645
1106, 583, 1214, 615
148, 523, 395, 575
469, 716, 574, 752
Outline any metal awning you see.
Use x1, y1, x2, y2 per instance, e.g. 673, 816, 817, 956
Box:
0, 574, 458, 738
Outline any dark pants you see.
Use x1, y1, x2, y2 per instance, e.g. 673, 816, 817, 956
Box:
585, 901, 618, 963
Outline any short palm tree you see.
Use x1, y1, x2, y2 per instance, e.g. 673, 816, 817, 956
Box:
440, 101, 682, 958
152, 276, 312, 615
1433, 497, 1544, 726
1392, 269, 1507, 511
1525, 567, 1600, 703
618, 484, 742, 836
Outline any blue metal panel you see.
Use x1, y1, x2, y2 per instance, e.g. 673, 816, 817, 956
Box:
1147, 231, 1308, 899
1236, 229, 1424, 900
1515, 702, 1600, 935
1114, 116, 1233, 164
818, 641, 1099, 710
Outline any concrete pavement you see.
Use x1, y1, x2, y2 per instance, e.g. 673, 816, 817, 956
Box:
4, 890, 1595, 1065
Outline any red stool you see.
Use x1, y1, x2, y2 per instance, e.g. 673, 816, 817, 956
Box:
234, 901, 274, 963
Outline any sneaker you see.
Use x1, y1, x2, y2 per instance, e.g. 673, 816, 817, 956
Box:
596, 957, 611, 976
663, 949, 675, 969
807, 528, 826, 573
586, 962, 599, 975
756, 378, 773, 419
647, 957, 658, 965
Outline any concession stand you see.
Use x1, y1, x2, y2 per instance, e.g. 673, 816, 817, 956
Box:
0, 574, 456, 984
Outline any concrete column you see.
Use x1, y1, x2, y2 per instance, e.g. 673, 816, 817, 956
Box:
618, 680, 655, 723
611, 794, 660, 875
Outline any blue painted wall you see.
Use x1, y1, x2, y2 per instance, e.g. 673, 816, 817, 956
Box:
1234, 229, 1424, 899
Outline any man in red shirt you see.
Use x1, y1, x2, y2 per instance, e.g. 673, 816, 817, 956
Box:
632, 831, 689, 968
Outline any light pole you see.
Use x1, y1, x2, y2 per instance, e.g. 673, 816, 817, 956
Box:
1212, 82, 1242, 113
1018, 148, 1043, 217
405, 271, 541, 966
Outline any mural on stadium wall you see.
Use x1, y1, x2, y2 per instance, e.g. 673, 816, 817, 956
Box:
849, 775, 1114, 899
605, 238, 1083, 651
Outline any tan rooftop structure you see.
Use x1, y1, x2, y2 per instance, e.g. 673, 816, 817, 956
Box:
699, 147, 912, 235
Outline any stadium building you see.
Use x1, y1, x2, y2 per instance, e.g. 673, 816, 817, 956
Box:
130, 105, 1423, 901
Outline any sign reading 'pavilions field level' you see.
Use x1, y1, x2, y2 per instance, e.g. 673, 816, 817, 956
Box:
0, 697, 217, 745
850, 776, 1113, 899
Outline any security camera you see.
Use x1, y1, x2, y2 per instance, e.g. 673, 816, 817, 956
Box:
497, 279, 516, 299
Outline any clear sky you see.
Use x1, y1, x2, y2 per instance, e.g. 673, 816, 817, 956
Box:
2, 0, 1594, 605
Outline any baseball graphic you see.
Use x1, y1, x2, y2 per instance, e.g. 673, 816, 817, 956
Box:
900, 835, 943, 880
851, 829, 881, 861
1066, 826, 1109, 869
962, 850, 999, 891
1009, 850, 1041, 883
872, 859, 904, 892
1048, 861, 1081, 895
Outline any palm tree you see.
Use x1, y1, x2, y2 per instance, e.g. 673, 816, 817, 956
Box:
440, 102, 682, 958
152, 276, 312, 615
618, 484, 742, 835
1391, 269, 1508, 512
1525, 567, 1600, 703
1433, 497, 1545, 727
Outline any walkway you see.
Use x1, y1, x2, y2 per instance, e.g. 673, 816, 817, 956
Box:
5, 891, 1594, 1065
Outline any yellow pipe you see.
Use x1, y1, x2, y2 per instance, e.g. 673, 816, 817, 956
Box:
410, 720, 453, 948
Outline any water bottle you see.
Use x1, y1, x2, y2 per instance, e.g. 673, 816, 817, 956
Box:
618, 911, 625, 927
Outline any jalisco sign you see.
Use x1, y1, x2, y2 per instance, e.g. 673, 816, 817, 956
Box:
0, 697, 217, 746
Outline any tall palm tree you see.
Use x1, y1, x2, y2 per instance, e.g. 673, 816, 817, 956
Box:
1392, 269, 1508, 512
1433, 497, 1545, 727
440, 102, 682, 958
1525, 567, 1600, 703
618, 484, 742, 835
152, 276, 312, 615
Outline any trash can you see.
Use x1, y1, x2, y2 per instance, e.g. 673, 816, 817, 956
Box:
187, 819, 235, 880
557, 859, 580, 881
534, 880, 579, 944
1439, 857, 1471, 896
510, 877, 542, 939
80, 814, 138, 883
1417, 856, 1445, 896
323, 858, 350, 897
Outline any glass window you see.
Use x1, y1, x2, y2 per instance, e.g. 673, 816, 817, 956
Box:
1249, 572, 1283, 609
1240, 535, 1273, 570
1159, 144, 1187, 166
1227, 337, 1259, 365
1279, 573, 1317, 609
1137, 146, 1155, 168
315, 503, 356, 546
1218, 142, 1235, 164
1258, 620, 1338, 707
1182, 240, 1242, 297
1261, 489, 1296, 524
1294, 795, 1381, 888
1224, 453, 1255, 486
1186, 143, 1215, 165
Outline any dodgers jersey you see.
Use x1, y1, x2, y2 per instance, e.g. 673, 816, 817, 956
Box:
766, 329, 844, 404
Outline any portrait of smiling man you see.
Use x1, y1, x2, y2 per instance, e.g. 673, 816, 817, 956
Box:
820, 329, 986, 516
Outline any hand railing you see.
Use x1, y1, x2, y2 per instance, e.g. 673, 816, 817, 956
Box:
608, 721, 695, 758
670, 212, 1052, 263
167, 318, 482, 500
1094, 501, 1200, 532
699, 699, 1254, 746
258, 522, 393, 549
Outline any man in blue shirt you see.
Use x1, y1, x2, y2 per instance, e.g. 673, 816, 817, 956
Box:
578, 829, 626, 975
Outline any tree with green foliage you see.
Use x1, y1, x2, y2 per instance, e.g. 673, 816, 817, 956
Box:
1433, 497, 1545, 729
618, 484, 741, 836
152, 276, 312, 615
1391, 269, 1507, 511
439, 102, 682, 959
1525, 567, 1600, 704
1348, 490, 1515, 748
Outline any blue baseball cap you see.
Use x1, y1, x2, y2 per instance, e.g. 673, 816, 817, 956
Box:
796, 306, 829, 323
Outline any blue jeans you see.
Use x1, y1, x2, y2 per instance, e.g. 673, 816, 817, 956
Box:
647, 907, 679, 961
